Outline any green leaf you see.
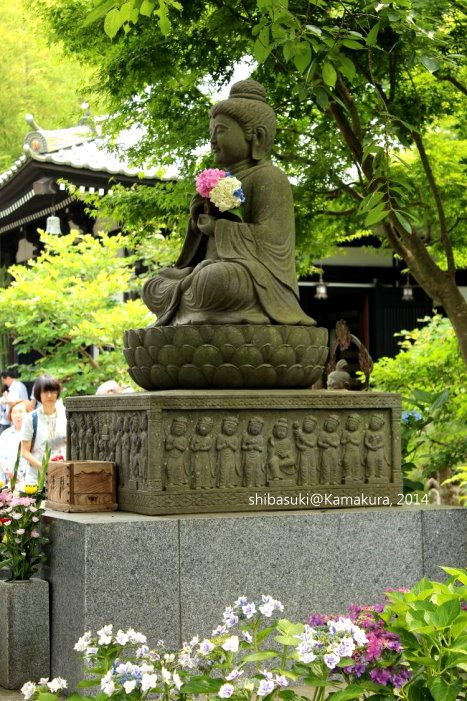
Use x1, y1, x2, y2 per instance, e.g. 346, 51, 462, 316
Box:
140, 0, 155, 17
427, 676, 463, 701
242, 650, 278, 662
366, 22, 380, 46
293, 42, 312, 73
341, 39, 364, 49
426, 598, 461, 628
103, 7, 123, 38
365, 206, 389, 226
322, 62, 337, 87
395, 210, 412, 233
254, 26, 272, 63
82, 0, 117, 27
421, 55, 440, 73
441, 567, 467, 585
326, 684, 368, 700
338, 55, 356, 80
181, 677, 223, 694
275, 634, 302, 645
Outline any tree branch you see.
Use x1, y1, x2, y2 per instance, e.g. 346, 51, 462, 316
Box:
411, 131, 456, 276
435, 74, 467, 97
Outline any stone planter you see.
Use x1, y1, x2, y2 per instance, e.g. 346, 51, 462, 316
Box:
0, 578, 50, 689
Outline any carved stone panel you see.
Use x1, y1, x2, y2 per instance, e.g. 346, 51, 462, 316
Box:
65, 390, 402, 515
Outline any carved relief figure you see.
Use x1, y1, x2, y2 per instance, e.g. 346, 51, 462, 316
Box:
216, 416, 240, 488
341, 414, 363, 481
293, 415, 318, 485
69, 417, 78, 460
114, 415, 124, 469
130, 416, 141, 483
121, 416, 132, 486
139, 415, 148, 483
267, 418, 296, 483
77, 417, 86, 461
190, 417, 214, 489
85, 415, 94, 460
165, 416, 189, 489
241, 416, 265, 487
364, 415, 388, 479
318, 415, 341, 485
142, 79, 315, 327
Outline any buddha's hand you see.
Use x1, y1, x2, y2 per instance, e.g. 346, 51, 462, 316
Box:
197, 214, 216, 236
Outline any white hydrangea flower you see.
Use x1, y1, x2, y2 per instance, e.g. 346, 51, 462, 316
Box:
222, 635, 239, 652
123, 679, 137, 694
141, 673, 158, 692
218, 683, 235, 698
20, 682, 36, 700
210, 176, 243, 212
126, 628, 147, 644
115, 629, 129, 645
199, 639, 215, 655
74, 631, 92, 652
161, 667, 172, 684
173, 671, 182, 690
47, 678, 67, 693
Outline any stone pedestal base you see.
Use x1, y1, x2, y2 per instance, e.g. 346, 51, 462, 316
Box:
41, 507, 467, 690
0, 578, 50, 689
65, 390, 402, 516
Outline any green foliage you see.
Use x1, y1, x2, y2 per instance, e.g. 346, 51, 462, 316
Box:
0, 0, 101, 170
382, 567, 467, 701
370, 315, 467, 483
33, 0, 467, 361
0, 231, 154, 395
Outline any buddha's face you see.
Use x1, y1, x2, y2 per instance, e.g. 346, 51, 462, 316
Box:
210, 114, 251, 167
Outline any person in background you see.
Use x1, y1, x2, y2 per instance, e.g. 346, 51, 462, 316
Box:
0, 400, 30, 488
21, 375, 67, 486
96, 380, 123, 396
0, 368, 29, 433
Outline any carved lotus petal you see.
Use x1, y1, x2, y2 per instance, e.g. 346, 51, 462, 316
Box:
300, 347, 320, 366
135, 366, 153, 389
259, 343, 273, 362
277, 364, 306, 388
269, 344, 296, 367
213, 326, 247, 348
147, 346, 161, 363
173, 326, 202, 348
286, 326, 313, 347
251, 364, 277, 387
306, 366, 325, 386
144, 326, 169, 348
232, 344, 263, 367
192, 344, 224, 367
213, 364, 243, 388
294, 344, 307, 362
135, 346, 153, 368
165, 365, 180, 382
220, 344, 236, 361
201, 364, 216, 383
123, 347, 135, 367
178, 364, 207, 388
150, 364, 176, 389
180, 344, 195, 363
158, 345, 182, 366
252, 326, 283, 348
125, 329, 143, 348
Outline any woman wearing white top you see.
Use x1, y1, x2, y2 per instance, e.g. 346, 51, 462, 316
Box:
21, 375, 67, 486
0, 400, 30, 486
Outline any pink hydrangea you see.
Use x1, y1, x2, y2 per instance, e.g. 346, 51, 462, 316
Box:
196, 169, 226, 198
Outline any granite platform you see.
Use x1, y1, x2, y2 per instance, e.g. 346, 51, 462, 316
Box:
40, 505, 467, 689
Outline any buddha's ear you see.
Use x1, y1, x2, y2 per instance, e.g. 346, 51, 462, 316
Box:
251, 126, 268, 160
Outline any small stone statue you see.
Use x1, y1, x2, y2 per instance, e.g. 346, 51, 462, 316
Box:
216, 416, 241, 488
318, 415, 341, 485
364, 415, 387, 479
142, 79, 315, 327
341, 413, 363, 481
241, 416, 265, 487
165, 417, 189, 488
293, 415, 318, 485
327, 359, 351, 390
190, 416, 215, 489
267, 418, 296, 483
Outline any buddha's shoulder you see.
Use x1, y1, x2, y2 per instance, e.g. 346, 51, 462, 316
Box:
247, 161, 291, 184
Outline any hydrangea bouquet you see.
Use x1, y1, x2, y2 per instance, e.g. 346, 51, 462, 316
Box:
0, 445, 50, 581
196, 169, 245, 221
21, 594, 411, 701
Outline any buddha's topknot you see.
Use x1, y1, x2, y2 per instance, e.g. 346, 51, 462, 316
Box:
229, 80, 268, 103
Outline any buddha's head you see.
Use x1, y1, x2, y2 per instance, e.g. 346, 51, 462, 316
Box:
210, 79, 276, 167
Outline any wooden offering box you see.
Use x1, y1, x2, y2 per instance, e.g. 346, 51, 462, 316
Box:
46, 461, 117, 512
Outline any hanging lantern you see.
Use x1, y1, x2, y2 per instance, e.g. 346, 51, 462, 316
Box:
401, 275, 413, 302
45, 215, 62, 235
315, 273, 328, 300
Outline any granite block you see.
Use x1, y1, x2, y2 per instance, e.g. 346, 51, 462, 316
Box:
178, 508, 424, 641
421, 506, 467, 580
0, 579, 49, 689
42, 512, 180, 689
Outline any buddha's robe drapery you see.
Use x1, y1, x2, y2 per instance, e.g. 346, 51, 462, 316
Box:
143, 160, 315, 326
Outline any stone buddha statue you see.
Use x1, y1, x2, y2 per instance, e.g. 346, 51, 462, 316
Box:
143, 79, 315, 327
